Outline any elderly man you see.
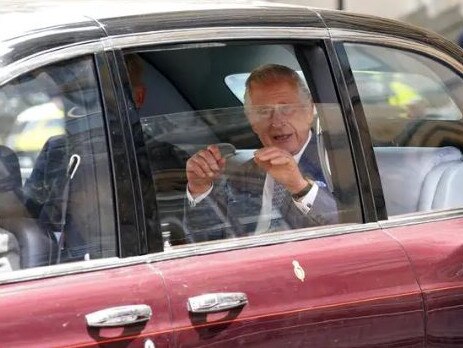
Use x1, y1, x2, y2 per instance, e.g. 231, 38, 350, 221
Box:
184, 64, 338, 242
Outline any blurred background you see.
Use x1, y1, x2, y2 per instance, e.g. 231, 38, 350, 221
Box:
268, 0, 463, 46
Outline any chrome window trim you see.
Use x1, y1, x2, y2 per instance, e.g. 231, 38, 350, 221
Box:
330, 29, 463, 73
0, 27, 328, 87
2, 208, 462, 284
0, 41, 104, 86
379, 208, 463, 229
0, 222, 379, 285
106, 26, 329, 50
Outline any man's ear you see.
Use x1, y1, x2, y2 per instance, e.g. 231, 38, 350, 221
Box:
305, 102, 315, 122
134, 85, 146, 109
250, 124, 258, 134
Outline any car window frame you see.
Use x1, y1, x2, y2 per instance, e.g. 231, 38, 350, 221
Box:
0, 43, 144, 284
112, 27, 378, 257
332, 31, 463, 227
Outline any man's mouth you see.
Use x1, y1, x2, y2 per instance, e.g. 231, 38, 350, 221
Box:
272, 134, 292, 142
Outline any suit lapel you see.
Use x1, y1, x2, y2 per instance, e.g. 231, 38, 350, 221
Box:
229, 133, 325, 233
299, 134, 326, 184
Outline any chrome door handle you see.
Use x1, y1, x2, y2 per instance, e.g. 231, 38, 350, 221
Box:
86, 305, 152, 327
187, 292, 248, 313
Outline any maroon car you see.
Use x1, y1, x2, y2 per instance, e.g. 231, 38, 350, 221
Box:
0, 1, 462, 347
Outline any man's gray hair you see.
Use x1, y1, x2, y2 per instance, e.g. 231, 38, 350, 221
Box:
243, 64, 311, 106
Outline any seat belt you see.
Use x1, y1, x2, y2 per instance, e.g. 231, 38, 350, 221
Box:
56, 153, 80, 264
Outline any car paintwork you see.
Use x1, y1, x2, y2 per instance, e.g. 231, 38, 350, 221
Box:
0, 1, 461, 347
0, 264, 172, 347
384, 217, 463, 346
158, 228, 425, 347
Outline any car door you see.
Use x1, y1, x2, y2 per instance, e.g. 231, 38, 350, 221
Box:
336, 35, 463, 346
0, 265, 171, 348
115, 23, 426, 346
158, 229, 424, 347
0, 46, 173, 347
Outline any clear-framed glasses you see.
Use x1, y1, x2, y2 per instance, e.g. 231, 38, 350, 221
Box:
249, 103, 310, 121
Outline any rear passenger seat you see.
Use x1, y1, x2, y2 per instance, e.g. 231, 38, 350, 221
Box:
0, 145, 56, 269
374, 146, 463, 216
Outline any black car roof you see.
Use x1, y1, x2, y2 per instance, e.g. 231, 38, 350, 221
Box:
0, 0, 313, 40
0, 0, 435, 41
0, 0, 461, 72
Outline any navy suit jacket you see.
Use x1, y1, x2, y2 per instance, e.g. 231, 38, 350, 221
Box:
184, 135, 338, 242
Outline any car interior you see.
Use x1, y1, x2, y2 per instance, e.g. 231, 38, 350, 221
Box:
127, 41, 362, 246
346, 43, 463, 217
0, 144, 55, 269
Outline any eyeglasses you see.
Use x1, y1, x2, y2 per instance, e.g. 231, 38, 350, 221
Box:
249, 103, 310, 120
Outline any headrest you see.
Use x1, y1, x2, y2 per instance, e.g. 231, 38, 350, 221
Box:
0, 146, 21, 192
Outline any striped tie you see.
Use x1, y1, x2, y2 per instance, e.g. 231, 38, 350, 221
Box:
269, 181, 288, 232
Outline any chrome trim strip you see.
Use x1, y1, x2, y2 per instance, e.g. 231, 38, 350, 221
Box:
106, 26, 329, 49
0, 26, 328, 87
330, 29, 463, 73
0, 222, 379, 285
0, 41, 103, 86
379, 209, 463, 229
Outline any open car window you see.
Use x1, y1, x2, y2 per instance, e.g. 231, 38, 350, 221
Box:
125, 40, 363, 250
140, 102, 360, 247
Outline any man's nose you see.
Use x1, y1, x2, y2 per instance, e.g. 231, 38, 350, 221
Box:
270, 107, 286, 126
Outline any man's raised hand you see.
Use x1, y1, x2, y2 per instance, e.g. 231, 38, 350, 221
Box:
186, 145, 226, 195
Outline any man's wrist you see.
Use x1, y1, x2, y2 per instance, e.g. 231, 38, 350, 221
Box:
291, 177, 314, 201
288, 176, 310, 195
187, 182, 212, 196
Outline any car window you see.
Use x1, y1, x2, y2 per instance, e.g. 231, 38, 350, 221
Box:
344, 43, 463, 216
0, 56, 116, 272
126, 42, 362, 250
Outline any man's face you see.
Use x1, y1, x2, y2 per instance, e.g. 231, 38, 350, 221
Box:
246, 79, 313, 155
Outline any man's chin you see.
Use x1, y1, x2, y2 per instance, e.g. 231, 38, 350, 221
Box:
272, 143, 298, 155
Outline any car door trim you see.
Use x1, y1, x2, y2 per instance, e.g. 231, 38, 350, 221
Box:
106, 26, 329, 49
1, 209, 462, 285
0, 27, 327, 90
0, 41, 104, 86
379, 209, 463, 229
0, 222, 378, 284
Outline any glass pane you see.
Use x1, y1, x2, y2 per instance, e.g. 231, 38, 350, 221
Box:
128, 45, 361, 249
344, 44, 463, 147
0, 56, 115, 271
141, 102, 358, 246
344, 43, 463, 217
